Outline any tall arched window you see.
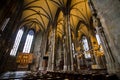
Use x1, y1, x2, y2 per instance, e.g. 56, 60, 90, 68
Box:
23, 30, 34, 53
82, 36, 91, 58
96, 34, 101, 45
96, 34, 103, 51
10, 28, 24, 56
1, 18, 10, 31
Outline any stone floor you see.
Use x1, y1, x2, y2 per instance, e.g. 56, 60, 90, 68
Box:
0, 71, 31, 79
0, 70, 119, 80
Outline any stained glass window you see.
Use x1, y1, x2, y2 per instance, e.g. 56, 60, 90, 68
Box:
10, 28, 24, 56
96, 34, 101, 45
23, 30, 34, 53
82, 36, 91, 58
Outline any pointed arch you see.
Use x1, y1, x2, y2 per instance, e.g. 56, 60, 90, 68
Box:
23, 30, 34, 53
82, 36, 91, 58
10, 28, 24, 56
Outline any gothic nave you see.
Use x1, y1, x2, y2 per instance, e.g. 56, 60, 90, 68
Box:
0, 0, 120, 80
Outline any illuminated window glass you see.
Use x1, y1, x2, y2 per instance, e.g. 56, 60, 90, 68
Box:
23, 30, 34, 53
82, 37, 89, 51
96, 34, 101, 45
1, 18, 10, 31
10, 28, 24, 56
96, 34, 103, 51
82, 36, 91, 58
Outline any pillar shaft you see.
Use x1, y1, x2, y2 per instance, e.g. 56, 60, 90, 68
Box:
63, 14, 74, 71
51, 28, 56, 71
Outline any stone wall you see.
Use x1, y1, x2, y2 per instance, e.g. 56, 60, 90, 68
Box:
92, 0, 120, 63
91, 0, 120, 77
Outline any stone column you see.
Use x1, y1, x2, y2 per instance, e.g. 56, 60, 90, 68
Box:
47, 51, 52, 71
63, 14, 68, 71
76, 55, 81, 70
39, 32, 48, 71
64, 14, 74, 71
68, 14, 74, 71
63, 38, 67, 71
51, 28, 56, 71
90, 0, 120, 76
31, 32, 42, 71
93, 16, 119, 73
47, 28, 56, 71
47, 30, 52, 71
56, 40, 62, 71
89, 0, 110, 70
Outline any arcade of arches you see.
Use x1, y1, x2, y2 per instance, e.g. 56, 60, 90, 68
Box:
0, 0, 120, 79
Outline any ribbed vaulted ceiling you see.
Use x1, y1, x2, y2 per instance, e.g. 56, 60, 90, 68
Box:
20, 0, 92, 38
